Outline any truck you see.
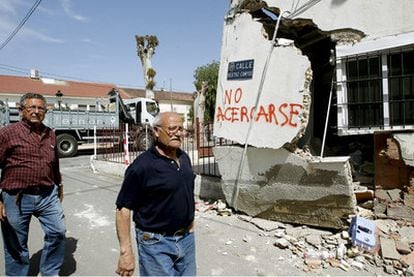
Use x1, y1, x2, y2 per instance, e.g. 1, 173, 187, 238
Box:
0, 88, 159, 158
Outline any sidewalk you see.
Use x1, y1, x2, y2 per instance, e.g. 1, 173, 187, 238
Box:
0, 161, 387, 276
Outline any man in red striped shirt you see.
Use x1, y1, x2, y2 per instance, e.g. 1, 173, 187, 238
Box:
0, 93, 66, 276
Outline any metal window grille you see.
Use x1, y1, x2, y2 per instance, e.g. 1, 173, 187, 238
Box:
345, 55, 383, 128
337, 45, 414, 135
388, 49, 414, 126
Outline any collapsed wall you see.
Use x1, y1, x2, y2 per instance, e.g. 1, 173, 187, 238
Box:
213, 0, 414, 228
213, 0, 353, 229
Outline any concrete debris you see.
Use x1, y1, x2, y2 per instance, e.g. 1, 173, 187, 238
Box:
406, 265, 414, 276
405, 195, 414, 209
273, 238, 289, 249
388, 205, 414, 221
336, 243, 347, 259
244, 255, 255, 262
341, 230, 350, 240
196, 199, 233, 216
350, 260, 365, 271
305, 234, 321, 248
196, 198, 414, 275
380, 237, 402, 260
388, 189, 403, 202
400, 226, 414, 243
401, 252, 414, 268
397, 241, 412, 255
242, 235, 252, 243
237, 214, 285, 231
250, 217, 284, 232
373, 188, 414, 221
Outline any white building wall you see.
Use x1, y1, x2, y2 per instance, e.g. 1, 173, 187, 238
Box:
234, 0, 414, 40
158, 102, 191, 128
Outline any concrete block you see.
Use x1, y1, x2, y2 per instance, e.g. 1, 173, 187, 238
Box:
214, 146, 356, 229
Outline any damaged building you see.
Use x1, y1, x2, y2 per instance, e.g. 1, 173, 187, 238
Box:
212, 0, 414, 229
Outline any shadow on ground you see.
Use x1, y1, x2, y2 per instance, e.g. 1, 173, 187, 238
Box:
28, 237, 78, 276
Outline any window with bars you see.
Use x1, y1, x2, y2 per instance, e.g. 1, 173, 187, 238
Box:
337, 46, 414, 135
388, 50, 414, 126
345, 55, 383, 128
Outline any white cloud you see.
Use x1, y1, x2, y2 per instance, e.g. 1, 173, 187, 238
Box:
23, 28, 65, 43
0, 0, 21, 14
60, 0, 88, 22
0, 18, 15, 35
0, 0, 64, 45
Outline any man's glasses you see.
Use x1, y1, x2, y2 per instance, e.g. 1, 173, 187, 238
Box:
23, 105, 47, 113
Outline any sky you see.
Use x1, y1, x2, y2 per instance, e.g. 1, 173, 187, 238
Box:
0, 0, 230, 93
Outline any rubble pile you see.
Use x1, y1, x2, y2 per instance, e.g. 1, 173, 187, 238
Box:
374, 188, 414, 221
196, 199, 414, 276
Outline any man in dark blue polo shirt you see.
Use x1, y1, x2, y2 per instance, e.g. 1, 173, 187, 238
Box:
115, 111, 196, 277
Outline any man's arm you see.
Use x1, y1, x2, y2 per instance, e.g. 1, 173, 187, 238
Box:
115, 207, 135, 276
0, 132, 7, 221
0, 196, 5, 221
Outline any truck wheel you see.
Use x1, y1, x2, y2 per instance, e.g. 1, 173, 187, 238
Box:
57, 134, 78, 158
135, 132, 154, 151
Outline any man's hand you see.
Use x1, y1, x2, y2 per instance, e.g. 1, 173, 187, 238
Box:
116, 249, 135, 276
0, 201, 6, 221
58, 185, 64, 202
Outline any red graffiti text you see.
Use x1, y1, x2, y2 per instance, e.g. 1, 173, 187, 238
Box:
216, 87, 303, 127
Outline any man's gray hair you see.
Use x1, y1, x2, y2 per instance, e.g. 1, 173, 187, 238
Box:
19, 93, 47, 108
152, 112, 180, 128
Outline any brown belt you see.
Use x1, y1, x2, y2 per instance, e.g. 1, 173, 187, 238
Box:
169, 221, 195, 236
163, 226, 191, 236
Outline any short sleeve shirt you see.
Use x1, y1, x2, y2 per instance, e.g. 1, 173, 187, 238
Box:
116, 145, 195, 234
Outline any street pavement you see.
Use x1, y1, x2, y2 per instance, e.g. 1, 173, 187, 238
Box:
0, 154, 385, 276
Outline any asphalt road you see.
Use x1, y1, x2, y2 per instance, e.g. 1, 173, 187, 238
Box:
0, 154, 384, 276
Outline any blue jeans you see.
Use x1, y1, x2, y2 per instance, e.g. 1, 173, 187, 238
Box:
1, 186, 66, 276
136, 228, 196, 276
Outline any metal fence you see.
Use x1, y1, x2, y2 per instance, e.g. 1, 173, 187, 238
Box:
96, 121, 233, 177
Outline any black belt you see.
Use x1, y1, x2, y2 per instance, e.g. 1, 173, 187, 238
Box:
5, 185, 54, 195
142, 225, 192, 237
